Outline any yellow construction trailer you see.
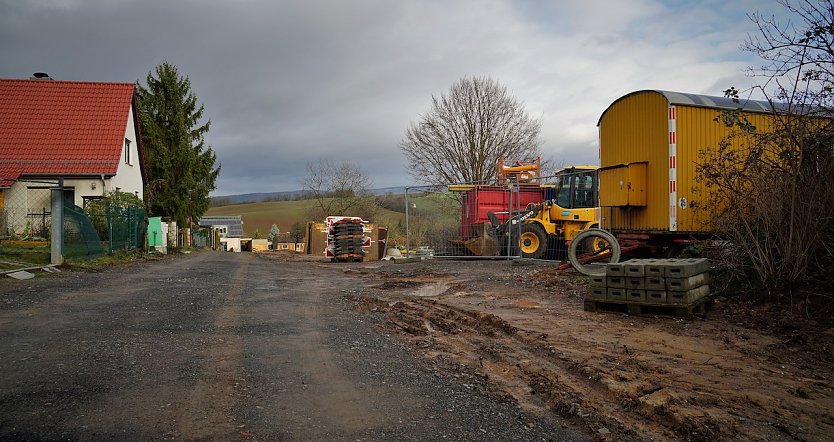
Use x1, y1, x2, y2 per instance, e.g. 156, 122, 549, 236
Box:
597, 90, 776, 252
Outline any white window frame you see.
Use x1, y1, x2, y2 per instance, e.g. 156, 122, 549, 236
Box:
124, 138, 132, 165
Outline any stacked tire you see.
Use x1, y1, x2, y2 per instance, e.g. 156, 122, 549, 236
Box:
331, 219, 366, 262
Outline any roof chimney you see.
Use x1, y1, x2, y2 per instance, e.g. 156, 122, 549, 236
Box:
30, 72, 54, 80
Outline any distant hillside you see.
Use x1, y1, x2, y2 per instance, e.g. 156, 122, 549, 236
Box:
203, 198, 408, 240
211, 186, 405, 206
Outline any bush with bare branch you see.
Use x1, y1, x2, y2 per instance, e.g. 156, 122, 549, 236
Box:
698, 0, 834, 312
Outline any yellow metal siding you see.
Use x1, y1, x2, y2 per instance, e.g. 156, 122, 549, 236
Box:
674, 106, 775, 232
599, 91, 668, 231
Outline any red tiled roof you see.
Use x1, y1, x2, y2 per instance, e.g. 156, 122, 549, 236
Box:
0, 78, 137, 186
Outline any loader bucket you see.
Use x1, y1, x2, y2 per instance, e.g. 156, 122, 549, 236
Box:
451, 235, 500, 256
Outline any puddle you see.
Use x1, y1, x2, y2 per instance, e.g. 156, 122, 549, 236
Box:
411, 281, 449, 297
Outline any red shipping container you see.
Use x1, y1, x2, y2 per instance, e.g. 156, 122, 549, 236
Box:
460, 186, 547, 238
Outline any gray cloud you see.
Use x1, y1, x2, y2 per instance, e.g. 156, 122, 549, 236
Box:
0, 0, 787, 196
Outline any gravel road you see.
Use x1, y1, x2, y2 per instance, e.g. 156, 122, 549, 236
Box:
0, 251, 585, 441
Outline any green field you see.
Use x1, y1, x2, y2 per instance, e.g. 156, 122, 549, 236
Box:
205, 193, 461, 246
205, 200, 318, 238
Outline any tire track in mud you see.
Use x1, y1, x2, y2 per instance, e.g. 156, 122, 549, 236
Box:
352, 289, 792, 441
348, 261, 834, 442
355, 296, 661, 440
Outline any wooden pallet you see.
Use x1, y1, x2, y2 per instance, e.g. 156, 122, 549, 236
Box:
583, 296, 712, 318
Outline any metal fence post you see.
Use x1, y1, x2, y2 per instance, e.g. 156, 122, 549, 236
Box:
50, 178, 64, 265
107, 203, 113, 254
507, 181, 513, 260
404, 186, 410, 258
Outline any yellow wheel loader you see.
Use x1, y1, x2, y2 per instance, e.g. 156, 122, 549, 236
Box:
489, 166, 602, 259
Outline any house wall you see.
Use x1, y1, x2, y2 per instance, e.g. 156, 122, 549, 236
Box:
252, 239, 269, 252
221, 237, 242, 252
109, 106, 144, 200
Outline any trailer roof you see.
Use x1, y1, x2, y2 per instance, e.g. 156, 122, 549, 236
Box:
597, 90, 785, 126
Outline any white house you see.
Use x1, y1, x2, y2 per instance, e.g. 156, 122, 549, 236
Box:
0, 77, 146, 236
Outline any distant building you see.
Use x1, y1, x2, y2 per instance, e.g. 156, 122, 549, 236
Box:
198, 215, 244, 237
198, 215, 245, 252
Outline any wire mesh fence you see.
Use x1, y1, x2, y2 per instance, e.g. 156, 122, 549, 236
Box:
401, 179, 574, 261
1, 179, 146, 261
83, 205, 146, 254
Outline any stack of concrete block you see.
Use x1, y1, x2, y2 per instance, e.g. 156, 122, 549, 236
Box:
589, 258, 711, 305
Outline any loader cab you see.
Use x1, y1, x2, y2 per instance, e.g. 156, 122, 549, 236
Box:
554, 166, 599, 209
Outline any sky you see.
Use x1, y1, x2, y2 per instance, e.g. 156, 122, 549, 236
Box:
0, 0, 790, 196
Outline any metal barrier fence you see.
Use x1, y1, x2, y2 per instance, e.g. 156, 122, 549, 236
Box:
401, 181, 571, 261
84, 205, 146, 254
63, 203, 105, 259
0, 202, 145, 260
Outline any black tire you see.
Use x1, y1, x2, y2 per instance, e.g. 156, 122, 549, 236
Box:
568, 229, 621, 276
518, 223, 548, 259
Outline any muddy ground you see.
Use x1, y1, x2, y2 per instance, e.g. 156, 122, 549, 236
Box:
0, 251, 831, 441
329, 255, 834, 441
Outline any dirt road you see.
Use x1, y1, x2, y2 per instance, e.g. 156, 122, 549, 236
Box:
0, 252, 583, 441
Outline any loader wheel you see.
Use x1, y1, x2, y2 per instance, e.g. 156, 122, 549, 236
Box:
568, 228, 621, 276
519, 223, 547, 259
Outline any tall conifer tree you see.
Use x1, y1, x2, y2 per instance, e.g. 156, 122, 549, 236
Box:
137, 62, 220, 225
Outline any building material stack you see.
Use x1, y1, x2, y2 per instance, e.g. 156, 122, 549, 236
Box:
585, 258, 711, 316
325, 216, 370, 262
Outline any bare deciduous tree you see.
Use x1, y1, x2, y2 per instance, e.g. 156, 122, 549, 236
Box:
301, 159, 376, 220
400, 76, 542, 186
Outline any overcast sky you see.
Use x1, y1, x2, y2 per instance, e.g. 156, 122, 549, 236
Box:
0, 0, 788, 196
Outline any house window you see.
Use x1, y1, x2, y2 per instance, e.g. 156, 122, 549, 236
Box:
83, 196, 103, 209
124, 138, 132, 165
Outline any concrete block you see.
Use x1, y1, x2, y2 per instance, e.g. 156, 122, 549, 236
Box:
607, 276, 625, 289
627, 289, 647, 302
666, 272, 710, 291
646, 290, 667, 304
623, 260, 646, 277
6, 271, 34, 280
606, 262, 626, 277
644, 259, 667, 277
668, 285, 710, 305
664, 258, 710, 278
589, 275, 607, 288
625, 277, 646, 290
645, 276, 665, 291
589, 287, 607, 300
607, 287, 627, 302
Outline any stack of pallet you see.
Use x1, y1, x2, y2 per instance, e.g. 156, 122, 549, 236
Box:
329, 218, 367, 262
585, 258, 711, 315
